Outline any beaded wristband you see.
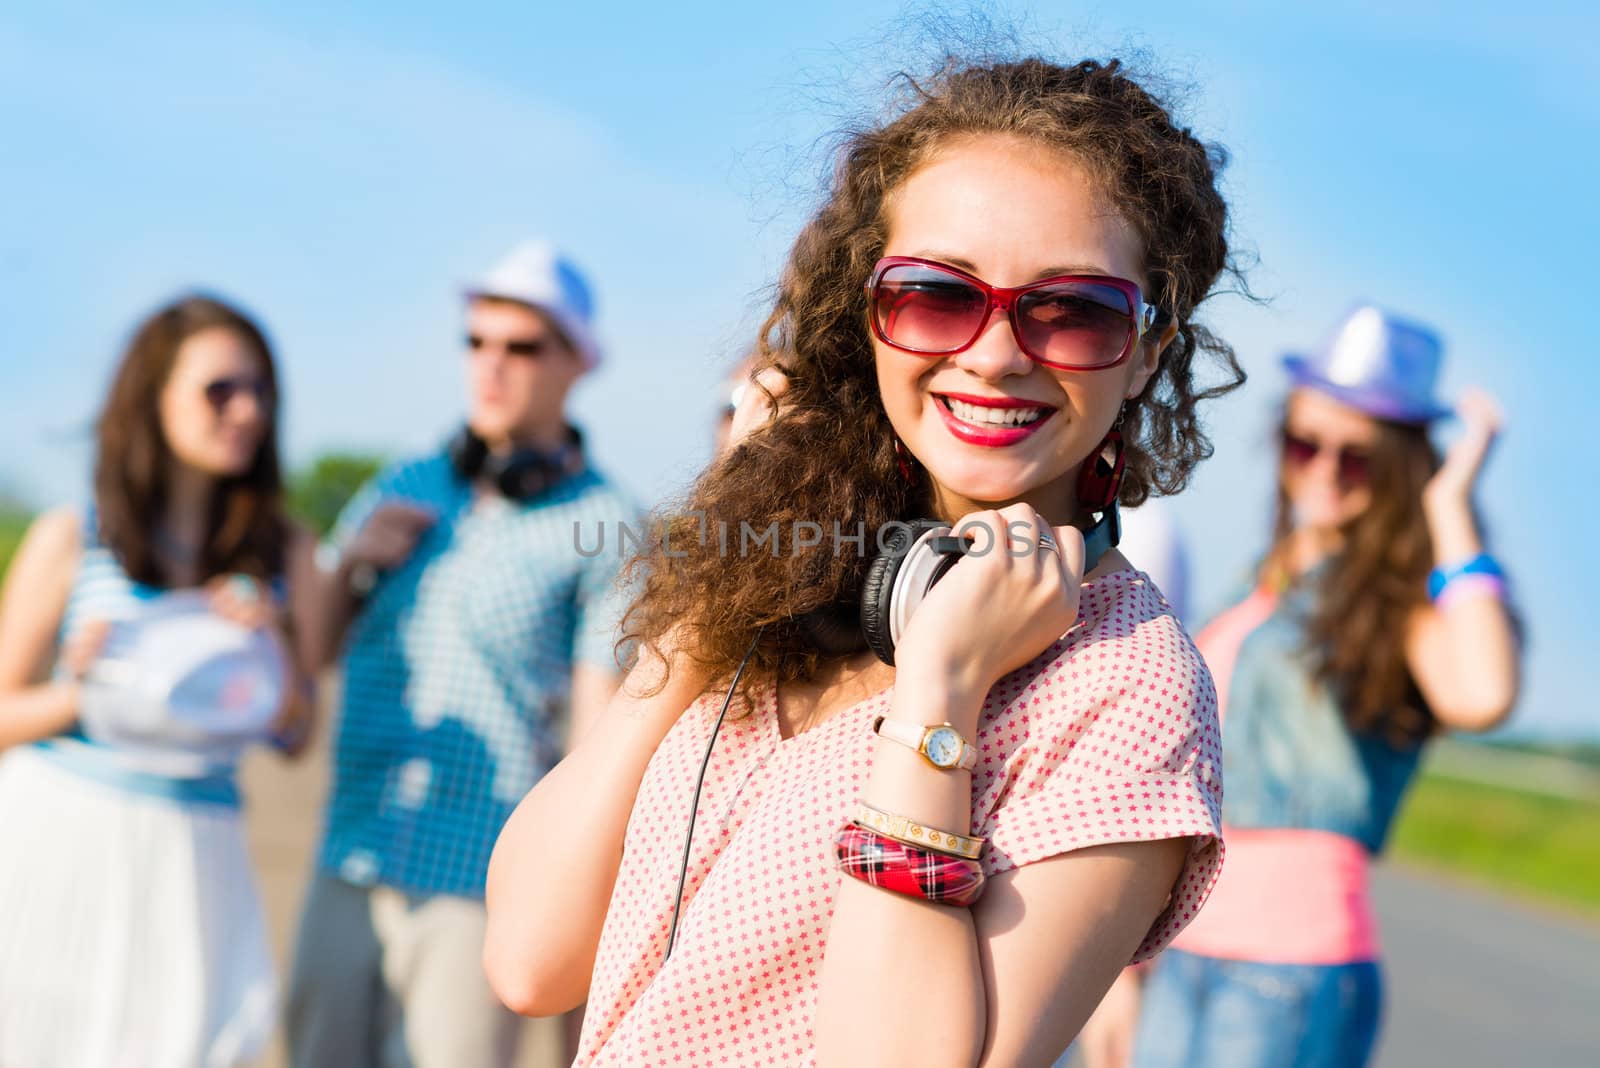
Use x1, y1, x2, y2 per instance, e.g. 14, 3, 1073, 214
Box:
834, 824, 986, 907
1428, 553, 1504, 602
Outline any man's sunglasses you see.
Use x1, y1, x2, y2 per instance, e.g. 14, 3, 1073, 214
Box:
465, 333, 558, 359
864, 256, 1165, 371
1280, 429, 1373, 485
203, 376, 273, 413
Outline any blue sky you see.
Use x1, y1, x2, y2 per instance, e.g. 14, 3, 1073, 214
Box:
2, 1, 1594, 737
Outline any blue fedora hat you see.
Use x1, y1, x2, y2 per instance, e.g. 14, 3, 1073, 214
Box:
1282, 305, 1452, 423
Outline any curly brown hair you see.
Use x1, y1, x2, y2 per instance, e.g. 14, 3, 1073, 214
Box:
94, 294, 288, 588
1270, 415, 1443, 746
623, 56, 1246, 695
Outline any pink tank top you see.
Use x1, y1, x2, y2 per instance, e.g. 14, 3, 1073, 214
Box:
1171, 587, 1381, 964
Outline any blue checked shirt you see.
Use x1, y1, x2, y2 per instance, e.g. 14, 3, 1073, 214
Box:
317, 447, 637, 898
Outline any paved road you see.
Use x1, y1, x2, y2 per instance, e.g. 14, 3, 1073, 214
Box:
1372, 863, 1600, 1065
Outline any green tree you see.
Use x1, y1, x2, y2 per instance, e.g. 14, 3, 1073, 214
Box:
287, 452, 386, 538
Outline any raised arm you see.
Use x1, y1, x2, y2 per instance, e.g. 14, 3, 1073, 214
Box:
815, 669, 1190, 1067
816, 506, 1218, 1067
1405, 389, 1521, 731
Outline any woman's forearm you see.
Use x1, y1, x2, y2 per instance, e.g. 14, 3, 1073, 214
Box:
0, 681, 80, 751
483, 649, 706, 1016
1420, 498, 1521, 728
815, 675, 990, 1067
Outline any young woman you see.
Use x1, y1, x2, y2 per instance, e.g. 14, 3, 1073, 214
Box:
1112, 306, 1521, 1068
0, 295, 317, 1067
486, 56, 1246, 1066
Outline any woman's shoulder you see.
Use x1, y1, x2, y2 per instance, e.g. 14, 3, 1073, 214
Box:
980, 567, 1216, 743
1070, 567, 1206, 675
27, 506, 87, 553
13, 506, 86, 575
0, 506, 87, 623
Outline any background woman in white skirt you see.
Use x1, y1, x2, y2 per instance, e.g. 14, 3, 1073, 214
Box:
0, 294, 317, 1067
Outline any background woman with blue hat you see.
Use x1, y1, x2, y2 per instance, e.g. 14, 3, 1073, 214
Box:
1094, 305, 1523, 1067
0, 294, 317, 1067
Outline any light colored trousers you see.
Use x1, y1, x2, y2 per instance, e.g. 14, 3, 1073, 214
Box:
285, 874, 524, 1068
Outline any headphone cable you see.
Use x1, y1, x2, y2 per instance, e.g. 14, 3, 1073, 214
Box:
664, 630, 762, 959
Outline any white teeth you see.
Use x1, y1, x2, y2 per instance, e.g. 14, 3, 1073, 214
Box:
943, 397, 1046, 428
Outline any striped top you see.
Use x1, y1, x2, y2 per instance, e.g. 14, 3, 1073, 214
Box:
33, 511, 286, 807
318, 446, 637, 899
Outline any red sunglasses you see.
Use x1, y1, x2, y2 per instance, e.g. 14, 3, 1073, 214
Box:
1280, 429, 1372, 485
865, 256, 1163, 371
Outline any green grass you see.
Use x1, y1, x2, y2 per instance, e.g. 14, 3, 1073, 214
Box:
1389, 770, 1600, 918
0, 510, 30, 579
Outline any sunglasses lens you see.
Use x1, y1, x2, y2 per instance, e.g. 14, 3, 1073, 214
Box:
204, 377, 269, 411
1283, 430, 1372, 484
1282, 432, 1318, 466
872, 263, 988, 354
506, 339, 545, 358
1337, 450, 1372, 484
1016, 282, 1135, 368
204, 381, 234, 409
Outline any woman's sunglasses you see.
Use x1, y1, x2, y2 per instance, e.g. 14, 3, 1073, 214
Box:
1280, 429, 1372, 485
865, 256, 1165, 371
203, 376, 273, 413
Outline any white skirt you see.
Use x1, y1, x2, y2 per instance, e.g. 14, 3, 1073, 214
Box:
0, 746, 276, 1068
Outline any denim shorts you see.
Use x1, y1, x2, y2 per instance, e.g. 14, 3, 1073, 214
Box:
1131, 948, 1383, 1068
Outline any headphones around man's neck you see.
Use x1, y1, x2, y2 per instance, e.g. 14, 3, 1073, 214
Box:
446, 424, 583, 502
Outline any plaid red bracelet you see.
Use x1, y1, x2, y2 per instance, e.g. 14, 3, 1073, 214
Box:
834, 824, 987, 907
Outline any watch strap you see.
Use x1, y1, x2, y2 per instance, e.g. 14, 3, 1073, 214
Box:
871, 715, 977, 771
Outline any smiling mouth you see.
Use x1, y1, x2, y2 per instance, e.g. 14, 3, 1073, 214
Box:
936, 394, 1054, 430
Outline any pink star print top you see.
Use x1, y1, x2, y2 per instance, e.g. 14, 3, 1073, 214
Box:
578, 569, 1225, 1066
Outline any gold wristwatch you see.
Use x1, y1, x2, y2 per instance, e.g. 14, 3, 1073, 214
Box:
870, 715, 977, 771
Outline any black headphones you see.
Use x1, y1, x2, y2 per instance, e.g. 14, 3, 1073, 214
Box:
663, 501, 1121, 958
799, 502, 1121, 666
445, 424, 583, 501
663, 424, 1130, 956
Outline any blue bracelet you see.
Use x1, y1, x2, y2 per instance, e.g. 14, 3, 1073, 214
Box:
1427, 553, 1504, 601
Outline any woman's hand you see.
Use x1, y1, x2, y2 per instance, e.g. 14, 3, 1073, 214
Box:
722, 365, 789, 454
1423, 387, 1503, 515
41, 619, 112, 735
206, 572, 317, 754
59, 618, 112, 682
206, 573, 281, 631
892, 503, 1085, 712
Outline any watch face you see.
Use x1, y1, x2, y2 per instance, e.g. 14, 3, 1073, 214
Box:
925, 726, 962, 768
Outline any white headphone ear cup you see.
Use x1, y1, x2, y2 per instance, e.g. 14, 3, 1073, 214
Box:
887, 527, 959, 655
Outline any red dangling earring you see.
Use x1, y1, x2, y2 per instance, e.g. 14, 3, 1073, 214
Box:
1075, 407, 1128, 512
892, 436, 917, 483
